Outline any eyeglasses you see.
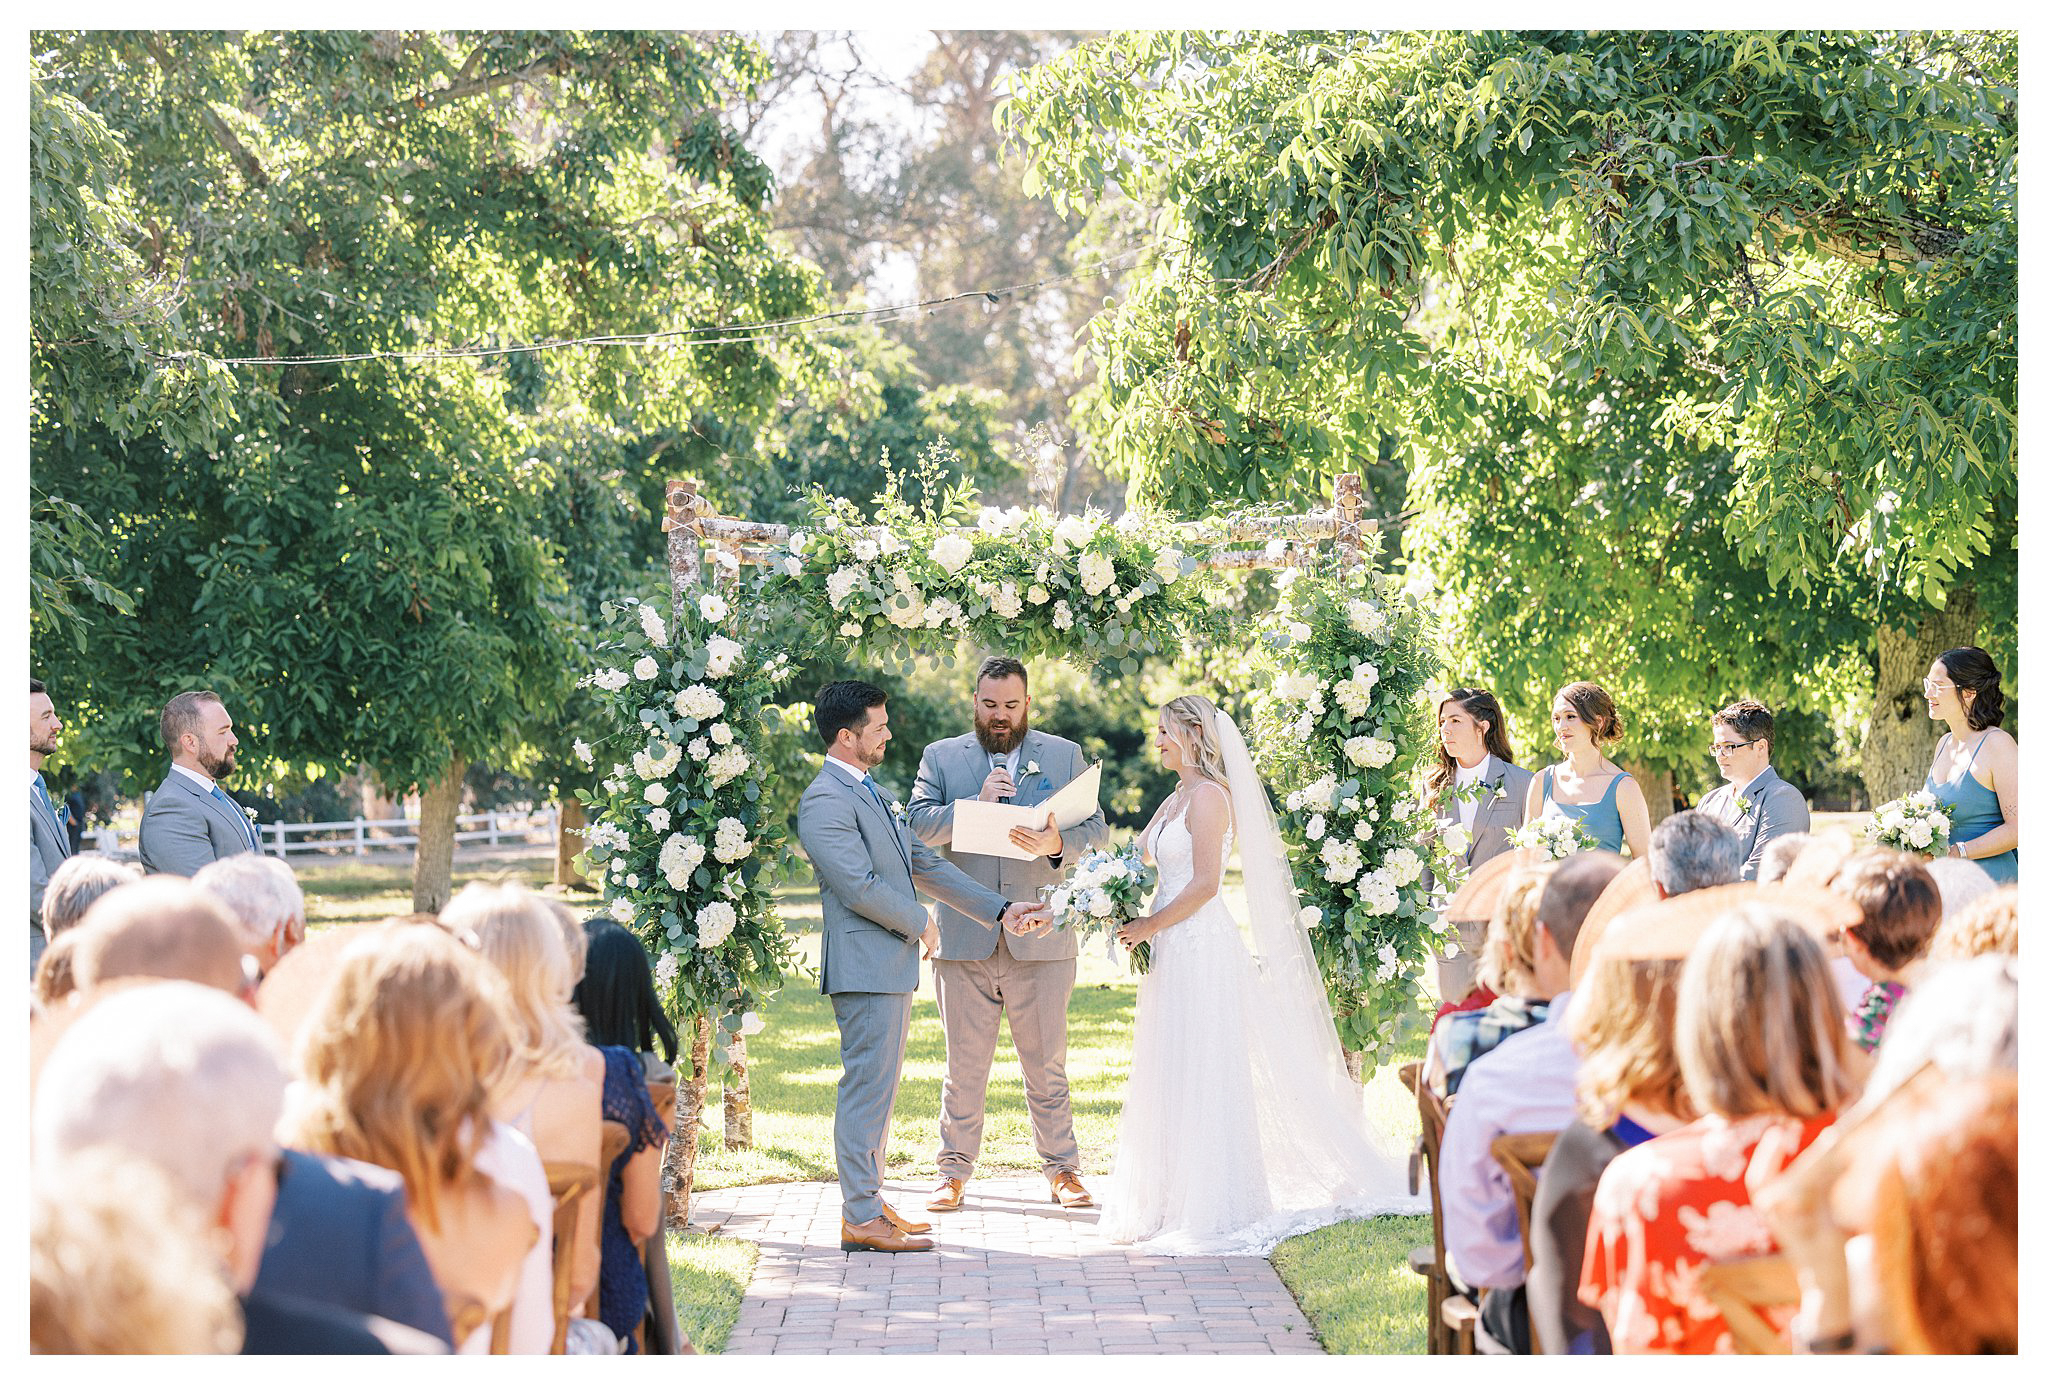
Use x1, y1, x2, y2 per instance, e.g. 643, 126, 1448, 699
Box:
1710, 740, 1759, 756
1921, 678, 1954, 694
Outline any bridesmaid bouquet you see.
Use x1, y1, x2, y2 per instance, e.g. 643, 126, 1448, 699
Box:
1508, 813, 1601, 861
1865, 791, 1952, 856
1044, 843, 1156, 974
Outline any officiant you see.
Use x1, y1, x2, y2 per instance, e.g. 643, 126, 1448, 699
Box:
907, 656, 1109, 1213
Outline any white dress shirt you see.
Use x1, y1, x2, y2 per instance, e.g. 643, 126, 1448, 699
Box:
1454, 756, 1491, 832
171, 762, 219, 793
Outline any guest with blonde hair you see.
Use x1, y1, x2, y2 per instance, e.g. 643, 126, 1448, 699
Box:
1424, 864, 1556, 1098
283, 925, 545, 1351
1581, 906, 1860, 1353
1926, 883, 2017, 962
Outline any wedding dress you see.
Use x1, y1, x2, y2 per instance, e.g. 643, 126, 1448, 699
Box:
1100, 712, 1422, 1254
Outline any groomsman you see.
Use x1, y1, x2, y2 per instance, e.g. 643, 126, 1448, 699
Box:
908, 657, 1109, 1212
138, 690, 263, 877
1696, 699, 1810, 882
1426, 689, 1535, 1004
30, 678, 72, 971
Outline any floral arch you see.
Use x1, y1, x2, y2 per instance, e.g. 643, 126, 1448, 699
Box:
573, 469, 1460, 1194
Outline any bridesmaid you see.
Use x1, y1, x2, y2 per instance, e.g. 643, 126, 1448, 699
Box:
1923, 646, 2017, 882
1423, 688, 1534, 1003
1523, 681, 1651, 859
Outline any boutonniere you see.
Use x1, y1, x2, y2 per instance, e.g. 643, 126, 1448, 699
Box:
1024, 760, 1041, 777
1735, 795, 1754, 819
243, 804, 260, 824
890, 800, 908, 824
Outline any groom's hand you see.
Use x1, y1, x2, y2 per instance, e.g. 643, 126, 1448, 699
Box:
920, 918, 940, 959
1000, 901, 1052, 936
1007, 822, 1063, 857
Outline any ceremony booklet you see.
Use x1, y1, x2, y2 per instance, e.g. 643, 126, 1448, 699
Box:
951, 762, 1103, 861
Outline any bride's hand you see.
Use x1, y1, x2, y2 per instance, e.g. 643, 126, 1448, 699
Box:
1116, 916, 1154, 948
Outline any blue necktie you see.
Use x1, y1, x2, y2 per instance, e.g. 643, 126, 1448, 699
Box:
32, 772, 64, 831
860, 775, 891, 816
212, 783, 259, 850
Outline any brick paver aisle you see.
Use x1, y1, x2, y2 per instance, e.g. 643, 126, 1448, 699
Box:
691, 1176, 1325, 1354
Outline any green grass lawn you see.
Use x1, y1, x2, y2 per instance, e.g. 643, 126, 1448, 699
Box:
299, 853, 562, 928
299, 862, 1436, 1354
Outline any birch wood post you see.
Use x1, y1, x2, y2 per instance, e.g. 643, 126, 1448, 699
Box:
1333, 472, 1371, 1086
659, 479, 708, 1228
711, 537, 754, 1151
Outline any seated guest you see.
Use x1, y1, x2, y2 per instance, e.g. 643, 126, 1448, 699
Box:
69, 877, 252, 999
1926, 884, 2017, 962
32, 1146, 243, 1352
1425, 864, 1556, 1097
1831, 850, 1942, 1053
1528, 902, 1699, 1354
1862, 953, 2016, 1108
572, 920, 673, 1351
443, 882, 607, 1330
194, 853, 307, 974
34, 979, 437, 1353
32, 927, 84, 1007
1438, 852, 1625, 1350
1646, 810, 1742, 898
284, 927, 545, 1352
37, 854, 141, 941
1580, 905, 1860, 1353
1756, 831, 1817, 885
1696, 700, 1811, 880
1923, 855, 1995, 925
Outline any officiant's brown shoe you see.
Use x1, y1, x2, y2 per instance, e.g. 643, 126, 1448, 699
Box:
1049, 1170, 1094, 1209
840, 1215, 933, 1254
926, 1176, 966, 1213
881, 1201, 932, 1235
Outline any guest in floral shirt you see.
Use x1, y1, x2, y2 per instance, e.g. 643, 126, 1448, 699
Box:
1580, 904, 1860, 1353
1828, 849, 1942, 1053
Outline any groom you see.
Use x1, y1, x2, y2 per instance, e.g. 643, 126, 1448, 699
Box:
796, 679, 1049, 1254
907, 656, 1108, 1212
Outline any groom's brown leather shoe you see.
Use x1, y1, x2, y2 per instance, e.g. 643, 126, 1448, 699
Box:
881, 1201, 932, 1235
841, 1215, 934, 1254
926, 1176, 966, 1212
1049, 1170, 1094, 1209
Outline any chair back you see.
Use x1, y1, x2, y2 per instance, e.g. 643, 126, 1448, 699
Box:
1700, 1254, 1800, 1354
600, 1119, 631, 1177
1407, 1060, 1478, 1353
544, 1161, 600, 1354
1489, 1130, 1558, 1354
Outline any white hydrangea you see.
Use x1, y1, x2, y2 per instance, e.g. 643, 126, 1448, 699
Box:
704, 636, 742, 677
1301, 774, 1338, 813
654, 952, 680, 989
1375, 941, 1401, 982
852, 538, 881, 563
1274, 672, 1321, 703
1357, 870, 1400, 916
1319, 838, 1364, 884
695, 902, 737, 948
709, 722, 734, 746
826, 567, 863, 611
713, 817, 753, 864
608, 897, 636, 923
1382, 846, 1424, 887
673, 684, 724, 721
931, 533, 975, 575
632, 737, 681, 781
1346, 599, 1389, 641
659, 833, 707, 889
1153, 549, 1185, 584
991, 583, 1024, 619
594, 667, 630, 692
1344, 735, 1397, 769
923, 597, 965, 630
639, 605, 669, 647
884, 576, 927, 629
1052, 514, 1098, 550
876, 528, 905, 556
1333, 664, 1381, 719
706, 746, 751, 787
1079, 552, 1117, 596
1052, 601, 1075, 631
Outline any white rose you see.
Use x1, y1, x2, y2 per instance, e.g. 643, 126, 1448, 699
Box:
1087, 893, 1116, 918
648, 807, 671, 833
699, 592, 729, 623
1354, 819, 1375, 843
594, 667, 630, 692
1440, 823, 1473, 855
781, 556, 803, 577
1027, 583, 1051, 605
1296, 906, 1323, 929
704, 636, 742, 677
1305, 813, 1327, 841
710, 722, 734, 746
573, 739, 594, 766
1053, 601, 1075, 631
644, 783, 668, 806
1288, 621, 1313, 643
608, 897, 635, 923
931, 532, 975, 575
632, 655, 660, 681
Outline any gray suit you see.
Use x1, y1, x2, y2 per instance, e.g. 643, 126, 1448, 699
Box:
1697, 766, 1810, 882
907, 730, 1109, 1179
138, 771, 261, 878
1426, 755, 1535, 1003
795, 760, 1008, 1224
30, 776, 72, 970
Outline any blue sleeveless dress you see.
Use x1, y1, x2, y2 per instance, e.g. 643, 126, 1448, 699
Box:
1540, 766, 1631, 854
1927, 734, 2017, 883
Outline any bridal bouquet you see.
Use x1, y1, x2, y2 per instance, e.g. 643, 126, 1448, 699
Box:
1508, 813, 1601, 861
1865, 790, 1952, 857
1044, 844, 1156, 974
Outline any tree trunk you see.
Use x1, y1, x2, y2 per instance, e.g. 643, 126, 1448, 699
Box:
1862, 589, 1980, 807
410, 750, 467, 914
553, 795, 591, 890
1629, 764, 1677, 829
662, 1015, 713, 1230
722, 1033, 752, 1149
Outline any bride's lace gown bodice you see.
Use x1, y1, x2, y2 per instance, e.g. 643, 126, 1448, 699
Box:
1100, 802, 1418, 1255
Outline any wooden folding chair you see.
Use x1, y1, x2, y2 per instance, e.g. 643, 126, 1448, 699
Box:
544, 1161, 601, 1354
576, 1120, 633, 1321
1490, 1130, 1558, 1354
1399, 1064, 1448, 1351
1411, 1063, 1476, 1353
1700, 1254, 1800, 1354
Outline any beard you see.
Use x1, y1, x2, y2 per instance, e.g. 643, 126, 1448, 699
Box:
974, 709, 1028, 755
30, 732, 59, 757
199, 746, 237, 780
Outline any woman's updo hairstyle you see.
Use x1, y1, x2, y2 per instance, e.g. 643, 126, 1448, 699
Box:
1936, 646, 2006, 730
1556, 681, 1624, 744
1161, 695, 1231, 788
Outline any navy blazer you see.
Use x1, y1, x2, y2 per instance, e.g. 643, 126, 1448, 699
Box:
253, 1150, 453, 1346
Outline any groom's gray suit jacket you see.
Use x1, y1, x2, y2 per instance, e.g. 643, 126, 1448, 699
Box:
138, 770, 260, 877
796, 761, 1009, 995
907, 730, 1108, 963
1697, 766, 1810, 882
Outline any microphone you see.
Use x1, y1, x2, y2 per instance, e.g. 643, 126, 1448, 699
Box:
992, 752, 1011, 804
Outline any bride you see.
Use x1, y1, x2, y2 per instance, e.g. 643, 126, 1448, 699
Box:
1099, 694, 1421, 1253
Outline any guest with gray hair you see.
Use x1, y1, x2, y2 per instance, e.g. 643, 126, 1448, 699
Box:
1756, 830, 1816, 884
1924, 855, 1996, 922
37, 855, 143, 940
1646, 809, 1743, 898
194, 853, 306, 974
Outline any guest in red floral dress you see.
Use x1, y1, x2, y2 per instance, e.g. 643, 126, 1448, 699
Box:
1580, 903, 1860, 1353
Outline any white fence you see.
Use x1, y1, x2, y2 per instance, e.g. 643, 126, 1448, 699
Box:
94, 806, 560, 860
